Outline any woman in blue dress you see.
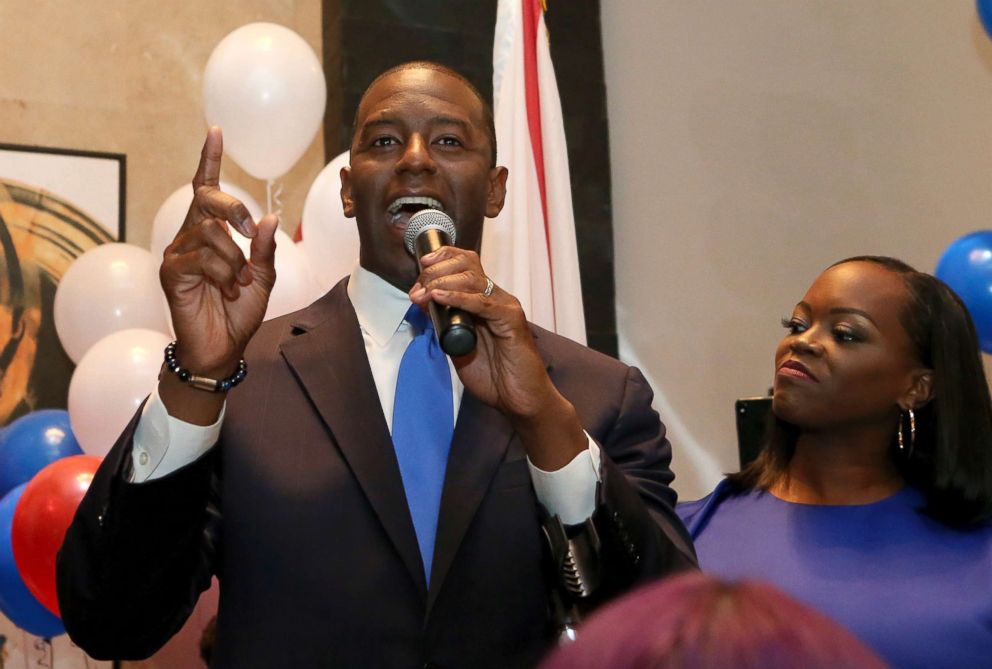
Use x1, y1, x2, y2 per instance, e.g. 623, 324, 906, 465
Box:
678, 256, 992, 669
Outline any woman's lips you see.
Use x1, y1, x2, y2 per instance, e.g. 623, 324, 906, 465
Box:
777, 360, 819, 382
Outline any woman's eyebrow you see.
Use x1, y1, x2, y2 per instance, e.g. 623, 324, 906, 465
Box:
830, 307, 877, 326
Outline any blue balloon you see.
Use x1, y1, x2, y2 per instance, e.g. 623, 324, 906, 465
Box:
0, 484, 64, 637
979, 0, 992, 41
935, 231, 992, 353
0, 410, 82, 500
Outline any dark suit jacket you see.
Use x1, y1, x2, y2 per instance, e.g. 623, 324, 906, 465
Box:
57, 279, 695, 668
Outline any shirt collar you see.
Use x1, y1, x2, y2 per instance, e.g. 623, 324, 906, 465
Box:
347, 263, 413, 347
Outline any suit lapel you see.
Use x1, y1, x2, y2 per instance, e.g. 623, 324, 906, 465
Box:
279, 280, 427, 596
426, 329, 555, 614
426, 389, 515, 615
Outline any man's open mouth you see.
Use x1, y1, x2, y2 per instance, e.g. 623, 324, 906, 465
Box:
387, 196, 445, 221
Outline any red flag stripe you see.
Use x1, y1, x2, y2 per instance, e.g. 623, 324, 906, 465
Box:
521, 0, 551, 266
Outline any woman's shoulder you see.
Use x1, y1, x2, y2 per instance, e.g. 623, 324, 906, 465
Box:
677, 478, 755, 538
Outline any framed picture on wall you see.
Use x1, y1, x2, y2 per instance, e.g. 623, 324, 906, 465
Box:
0, 143, 126, 427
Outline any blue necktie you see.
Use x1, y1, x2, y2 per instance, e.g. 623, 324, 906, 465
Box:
392, 304, 454, 585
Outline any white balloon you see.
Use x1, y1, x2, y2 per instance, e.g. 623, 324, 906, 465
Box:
203, 23, 326, 180
53, 244, 171, 364
150, 181, 263, 261
300, 151, 359, 296
67, 329, 171, 457
230, 228, 317, 320
295, 238, 344, 303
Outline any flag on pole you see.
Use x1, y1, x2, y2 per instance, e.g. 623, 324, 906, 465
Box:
485, 0, 587, 344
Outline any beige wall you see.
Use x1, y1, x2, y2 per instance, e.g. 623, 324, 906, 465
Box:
602, 1, 992, 500
0, 1, 325, 248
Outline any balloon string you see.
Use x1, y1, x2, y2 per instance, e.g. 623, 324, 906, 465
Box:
265, 179, 285, 220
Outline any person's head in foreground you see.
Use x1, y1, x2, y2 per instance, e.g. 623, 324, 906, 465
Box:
731, 256, 992, 526
539, 572, 888, 669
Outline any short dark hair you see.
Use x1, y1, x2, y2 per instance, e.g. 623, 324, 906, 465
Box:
352, 61, 498, 167
539, 572, 887, 669
730, 255, 992, 526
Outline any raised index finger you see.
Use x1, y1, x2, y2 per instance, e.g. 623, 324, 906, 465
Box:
192, 126, 224, 189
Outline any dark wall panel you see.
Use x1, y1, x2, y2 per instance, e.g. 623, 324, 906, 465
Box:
323, 0, 617, 356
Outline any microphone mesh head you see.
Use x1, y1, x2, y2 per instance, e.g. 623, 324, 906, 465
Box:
404, 209, 457, 255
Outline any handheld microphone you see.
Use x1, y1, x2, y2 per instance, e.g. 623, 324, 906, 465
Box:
404, 209, 477, 356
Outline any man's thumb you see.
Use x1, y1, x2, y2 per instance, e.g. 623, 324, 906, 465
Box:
250, 214, 279, 269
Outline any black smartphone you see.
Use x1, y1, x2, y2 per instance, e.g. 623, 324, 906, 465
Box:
735, 396, 772, 469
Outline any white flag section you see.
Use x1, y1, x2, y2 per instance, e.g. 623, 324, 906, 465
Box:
485, 0, 587, 344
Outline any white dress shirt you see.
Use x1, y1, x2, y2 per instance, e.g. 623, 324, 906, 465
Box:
131, 264, 600, 524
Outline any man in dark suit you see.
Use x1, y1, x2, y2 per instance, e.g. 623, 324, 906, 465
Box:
56, 62, 695, 668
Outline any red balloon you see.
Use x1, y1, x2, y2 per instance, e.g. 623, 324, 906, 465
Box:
11, 455, 100, 616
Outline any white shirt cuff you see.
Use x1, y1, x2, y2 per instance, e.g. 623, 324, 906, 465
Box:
527, 434, 602, 526
131, 388, 224, 482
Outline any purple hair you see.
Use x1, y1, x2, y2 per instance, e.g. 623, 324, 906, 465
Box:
540, 572, 887, 669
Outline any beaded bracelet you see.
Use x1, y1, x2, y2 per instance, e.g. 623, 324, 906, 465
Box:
164, 341, 247, 393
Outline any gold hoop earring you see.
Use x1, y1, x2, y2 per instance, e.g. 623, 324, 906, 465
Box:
898, 408, 916, 456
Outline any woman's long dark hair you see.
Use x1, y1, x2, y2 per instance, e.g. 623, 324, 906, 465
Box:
730, 256, 992, 526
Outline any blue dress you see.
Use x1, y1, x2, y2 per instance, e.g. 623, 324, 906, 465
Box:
678, 480, 992, 669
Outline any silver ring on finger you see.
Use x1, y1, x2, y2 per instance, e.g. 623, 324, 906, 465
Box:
482, 276, 494, 297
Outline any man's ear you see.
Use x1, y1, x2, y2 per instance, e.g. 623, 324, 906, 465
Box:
340, 166, 355, 218
485, 166, 509, 219
900, 369, 934, 411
